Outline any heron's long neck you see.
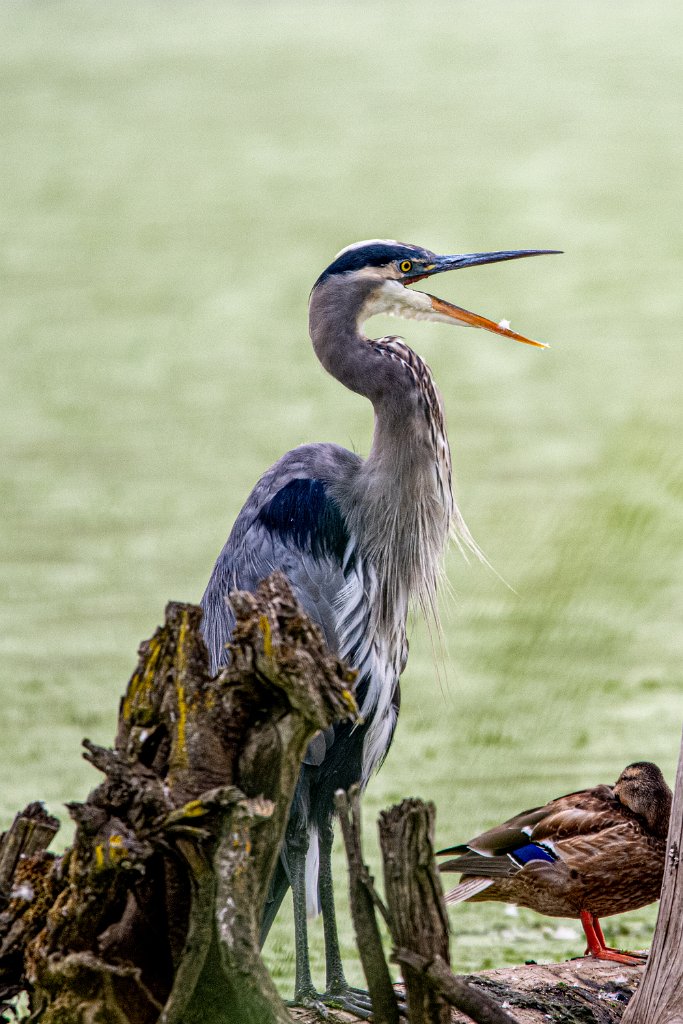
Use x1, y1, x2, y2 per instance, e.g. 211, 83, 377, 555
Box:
309, 283, 456, 630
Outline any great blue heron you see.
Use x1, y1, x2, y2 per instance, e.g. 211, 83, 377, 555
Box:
201, 239, 558, 1014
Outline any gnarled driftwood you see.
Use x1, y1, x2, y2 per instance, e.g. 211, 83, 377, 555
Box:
0, 574, 357, 1023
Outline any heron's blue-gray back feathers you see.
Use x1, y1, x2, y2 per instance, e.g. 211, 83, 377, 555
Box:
201, 443, 362, 674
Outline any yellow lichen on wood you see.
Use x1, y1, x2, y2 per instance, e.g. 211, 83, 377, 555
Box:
259, 614, 273, 657
341, 688, 359, 715
122, 637, 162, 724
174, 681, 189, 769
172, 610, 194, 769
107, 835, 126, 860
91, 836, 128, 872
176, 799, 207, 819
176, 610, 189, 677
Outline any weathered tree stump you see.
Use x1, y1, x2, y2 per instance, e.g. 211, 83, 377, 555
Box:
378, 800, 451, 1024
335, 787, 401, 1024
0, 574, 357, 1023
0, 804, 60, 1015
0, 575, 678, 1023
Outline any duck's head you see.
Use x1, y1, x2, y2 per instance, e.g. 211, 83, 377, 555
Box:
614, 762, 672, 837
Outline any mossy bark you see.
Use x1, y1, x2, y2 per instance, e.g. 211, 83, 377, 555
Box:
0, 574, 357, 1023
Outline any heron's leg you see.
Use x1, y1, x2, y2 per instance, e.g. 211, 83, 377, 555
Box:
318, 819, 373, 1017
289, 827, 317, 1003
319, 818, 346, 993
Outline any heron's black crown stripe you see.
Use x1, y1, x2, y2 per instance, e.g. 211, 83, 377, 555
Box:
314, 242, 432, 287
258, 478, 349, 563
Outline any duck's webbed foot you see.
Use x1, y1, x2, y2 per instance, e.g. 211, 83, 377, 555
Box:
590, 947, 647, 966
580, 910, 647, 966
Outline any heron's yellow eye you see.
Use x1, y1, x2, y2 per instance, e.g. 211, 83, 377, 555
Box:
400, 260, 413, 273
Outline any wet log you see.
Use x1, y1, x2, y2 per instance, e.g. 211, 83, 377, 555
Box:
288, 958, 644, 1024
0, 574, 357, 1024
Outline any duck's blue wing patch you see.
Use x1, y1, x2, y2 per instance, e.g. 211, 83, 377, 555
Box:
510, 842, 557, 866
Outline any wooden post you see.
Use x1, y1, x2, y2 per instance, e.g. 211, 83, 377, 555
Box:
378, 799, 452, 1024
335, 786, 400, 1024
622, 728, 683, 1024
0, 803, 59, 895
376, 798, 517, 1024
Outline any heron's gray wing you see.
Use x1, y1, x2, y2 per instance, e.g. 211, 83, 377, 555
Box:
201, 474, 352, 674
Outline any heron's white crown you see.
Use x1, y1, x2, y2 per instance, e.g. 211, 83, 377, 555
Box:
334, 238, 401, 259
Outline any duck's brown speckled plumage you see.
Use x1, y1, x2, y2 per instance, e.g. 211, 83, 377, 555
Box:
438, 762, 672, 963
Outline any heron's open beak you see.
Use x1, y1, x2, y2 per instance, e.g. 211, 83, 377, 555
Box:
406, 249, 560, 349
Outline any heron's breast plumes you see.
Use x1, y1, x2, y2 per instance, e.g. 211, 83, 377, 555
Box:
339, 336, 457, 636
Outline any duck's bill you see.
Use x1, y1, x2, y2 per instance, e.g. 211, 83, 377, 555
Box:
426, 292, 549, 348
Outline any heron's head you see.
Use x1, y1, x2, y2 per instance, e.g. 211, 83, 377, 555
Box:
312, 239, 560, 347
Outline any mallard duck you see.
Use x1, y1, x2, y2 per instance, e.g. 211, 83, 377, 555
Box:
438, 761, 672, 965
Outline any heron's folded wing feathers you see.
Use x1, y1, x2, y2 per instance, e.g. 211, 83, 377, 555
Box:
201, 470, 352, 673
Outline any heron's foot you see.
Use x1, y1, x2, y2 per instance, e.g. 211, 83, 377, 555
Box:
393, 986, 409, 1016
286, 991, 331, 1019
326, 983, 409, 1019
288, 984, 373, 1020
326, 983, 374, 1017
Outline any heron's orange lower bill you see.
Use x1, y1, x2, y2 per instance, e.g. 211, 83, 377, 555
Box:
428, 294, 549, 348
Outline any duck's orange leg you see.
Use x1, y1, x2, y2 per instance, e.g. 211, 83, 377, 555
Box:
592, 916, 607, 947
579, 911, 645, 965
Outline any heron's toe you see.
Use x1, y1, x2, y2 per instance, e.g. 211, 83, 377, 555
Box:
322, 991, 372, 1020
286, 993, 329, 1018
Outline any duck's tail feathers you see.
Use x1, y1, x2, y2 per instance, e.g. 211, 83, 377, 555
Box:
444, 878, 494, 905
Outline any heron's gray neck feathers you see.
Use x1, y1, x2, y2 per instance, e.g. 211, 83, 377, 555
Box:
346, 342, 453, 630
309, 275, 481, 792
310, 278, 460, 630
